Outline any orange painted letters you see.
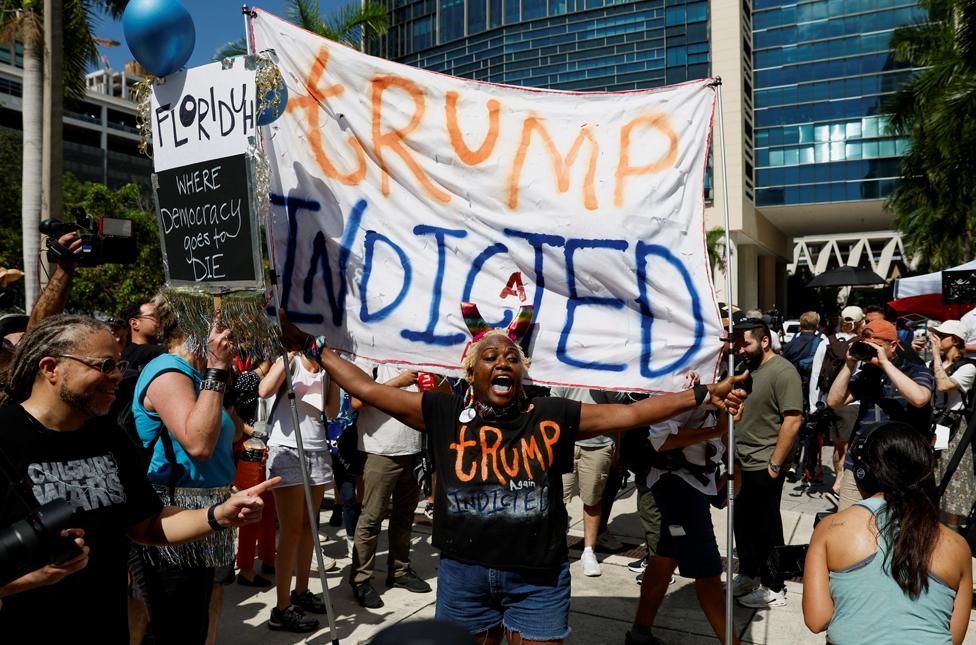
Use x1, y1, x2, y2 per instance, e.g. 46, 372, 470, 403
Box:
539, 421, 561, 468
614, 113, 679, 207
450, 425, 478, 482
445, 91, 500, 166
371, 75, 451, 204
287, 46, 366, 185
479, 426, 507, 485
508, 115, 599, 211
499, 445, 521, 479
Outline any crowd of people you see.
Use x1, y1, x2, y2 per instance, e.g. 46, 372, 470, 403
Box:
0, 233, 974, 644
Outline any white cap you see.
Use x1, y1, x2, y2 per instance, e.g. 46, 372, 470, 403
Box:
932, 320, 968, 342
840, 306, 864, 323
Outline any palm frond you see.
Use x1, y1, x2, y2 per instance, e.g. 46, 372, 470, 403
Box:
213, 37, 248, 61
63, 0, 100, 101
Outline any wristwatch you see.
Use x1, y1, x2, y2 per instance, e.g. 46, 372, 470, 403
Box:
768, 462, 781, 474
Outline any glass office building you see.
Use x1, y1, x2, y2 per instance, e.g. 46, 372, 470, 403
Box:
370, 0, 710, 92
752, 0, 924, 207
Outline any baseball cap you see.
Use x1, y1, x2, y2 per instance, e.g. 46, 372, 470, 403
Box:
862, 319, 898, 342
840, 306, 864, 323
0, 313, 28, 339
932, 320, 968, 342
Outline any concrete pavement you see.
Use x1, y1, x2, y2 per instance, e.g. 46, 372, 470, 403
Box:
215, 461, 976, 644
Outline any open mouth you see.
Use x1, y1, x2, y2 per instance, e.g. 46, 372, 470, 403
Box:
491, 375, 514, 395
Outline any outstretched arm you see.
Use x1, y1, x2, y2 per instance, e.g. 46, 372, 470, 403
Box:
316, 348, 426, 431
577, 372, 747, 438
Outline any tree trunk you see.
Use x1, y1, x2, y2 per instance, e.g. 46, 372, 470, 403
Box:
42, 0, 63, 259
21, 38, 42, 311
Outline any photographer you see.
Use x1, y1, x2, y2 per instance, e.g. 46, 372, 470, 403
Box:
24, 231, 83, 333
0, 315, 276, 642
929, 321, 976, 531
827, 319, 933, 511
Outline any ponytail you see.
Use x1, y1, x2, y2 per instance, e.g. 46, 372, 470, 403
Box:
859, 423, 940, 599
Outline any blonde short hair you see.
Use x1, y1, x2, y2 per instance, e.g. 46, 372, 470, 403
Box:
462, 329, 531, 377
799, 311, 820, 330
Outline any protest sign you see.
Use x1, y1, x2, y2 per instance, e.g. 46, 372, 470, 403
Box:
150, 58, 264, 292
251, 10, 723, 392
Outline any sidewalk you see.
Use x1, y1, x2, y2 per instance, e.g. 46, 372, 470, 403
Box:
216, 466, 976, 644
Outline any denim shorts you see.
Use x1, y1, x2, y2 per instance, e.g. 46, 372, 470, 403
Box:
435, 557, 571, 641
267, 445, 333, 489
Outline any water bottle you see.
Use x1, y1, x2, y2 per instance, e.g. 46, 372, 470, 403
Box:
235, 422, 269, 490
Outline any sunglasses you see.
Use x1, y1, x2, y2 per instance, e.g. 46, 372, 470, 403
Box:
56, 354, 129, 375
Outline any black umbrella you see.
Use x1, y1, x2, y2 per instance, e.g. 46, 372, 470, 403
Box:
806, 266, 886, 288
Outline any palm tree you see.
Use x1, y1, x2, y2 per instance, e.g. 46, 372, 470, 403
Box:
213, 0, 389, 60
886, 0, 976, 270
2, 1, 43, 310
706, 226, 729, 274
0, 0, 126, 310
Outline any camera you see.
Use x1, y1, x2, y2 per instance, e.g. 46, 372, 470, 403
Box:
849, 340, 876, 362
40, 206, 137, 267
0, 498, 84, 587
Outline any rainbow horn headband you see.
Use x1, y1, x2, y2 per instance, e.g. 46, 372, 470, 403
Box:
460, 302, 534, 356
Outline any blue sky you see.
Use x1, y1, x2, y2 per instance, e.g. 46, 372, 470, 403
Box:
91, 1, 347, 72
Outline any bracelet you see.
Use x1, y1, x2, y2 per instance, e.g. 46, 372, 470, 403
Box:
200, 378, 227, 393
693, 384, 709, 407
304, 335, 328, 359
204, 368, 229, 383
207, 503, 227, 531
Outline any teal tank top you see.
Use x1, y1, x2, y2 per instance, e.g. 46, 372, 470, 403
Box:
827, 496, 955, 645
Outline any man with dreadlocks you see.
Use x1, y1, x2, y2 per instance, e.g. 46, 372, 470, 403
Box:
287, 304, 748, 645
0, 315, 278, 643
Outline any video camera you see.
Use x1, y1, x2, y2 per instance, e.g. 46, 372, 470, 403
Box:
40, 206, 137, 267
0, 498, 83, 588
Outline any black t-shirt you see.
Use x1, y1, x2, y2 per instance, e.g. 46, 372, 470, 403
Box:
0, 405, 163, 643
421, 392, 580, 571
120, 342, 165, 371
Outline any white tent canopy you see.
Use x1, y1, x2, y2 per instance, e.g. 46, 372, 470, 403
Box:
894, 259, 976, 299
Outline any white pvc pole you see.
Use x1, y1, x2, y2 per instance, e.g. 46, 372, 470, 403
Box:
244, 7, 340, 643
713, 76, 737, 645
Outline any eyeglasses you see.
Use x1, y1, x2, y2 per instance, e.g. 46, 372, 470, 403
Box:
56, 354, 129, 375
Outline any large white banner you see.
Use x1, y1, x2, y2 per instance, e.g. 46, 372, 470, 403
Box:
251, 9, 723, 392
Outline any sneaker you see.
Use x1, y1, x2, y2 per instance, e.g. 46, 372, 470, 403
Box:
311, 549, 337, 573
628, 555, 648, 573
731, 574, 759, 597
636, 571, 675, 585
351, 580, 384, 609
268, 605, 319, 633
328, 507, 343, 527
423, 500, 434, 520
737, 585, 787, 608
291, 589, 327, 614
596, 531, 624, 551
581, 548, 601, 577
386, 568, 432, 593
624, 626, 666, 645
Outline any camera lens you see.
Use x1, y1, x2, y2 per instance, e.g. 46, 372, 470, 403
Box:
849, 340, 875, 362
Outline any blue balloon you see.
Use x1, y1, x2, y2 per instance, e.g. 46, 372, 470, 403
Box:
123, 0, 195, 77
257, 84, 289, 126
